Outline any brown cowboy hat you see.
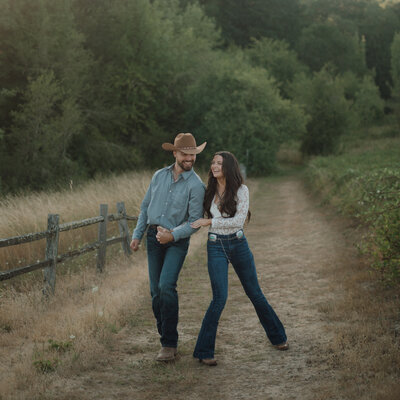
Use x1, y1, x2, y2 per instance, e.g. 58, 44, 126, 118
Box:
162, 133, 207, 155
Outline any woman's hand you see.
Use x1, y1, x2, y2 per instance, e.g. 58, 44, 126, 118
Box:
191, 218, 212, 229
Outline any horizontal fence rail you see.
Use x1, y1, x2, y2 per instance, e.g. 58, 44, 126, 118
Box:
0, 202, 138, 295
0, 230, 50, 248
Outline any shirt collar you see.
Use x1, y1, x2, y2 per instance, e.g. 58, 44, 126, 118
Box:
168, 163, 194, 180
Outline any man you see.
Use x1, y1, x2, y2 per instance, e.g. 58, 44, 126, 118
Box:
130, 133, 206, 362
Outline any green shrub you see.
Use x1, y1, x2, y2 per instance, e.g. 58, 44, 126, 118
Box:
354, 169, 400, 282
306, 143, 400, 284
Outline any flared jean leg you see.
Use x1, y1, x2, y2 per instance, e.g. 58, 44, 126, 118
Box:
231, 238, 287, 345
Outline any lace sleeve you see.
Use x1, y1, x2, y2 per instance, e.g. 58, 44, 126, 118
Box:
211, 185, 249, 230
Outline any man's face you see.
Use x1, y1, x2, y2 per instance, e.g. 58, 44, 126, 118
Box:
174, 150, 196, 172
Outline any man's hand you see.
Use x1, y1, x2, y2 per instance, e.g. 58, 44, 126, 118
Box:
156, 226, 174, 244
130, 238, 140, 252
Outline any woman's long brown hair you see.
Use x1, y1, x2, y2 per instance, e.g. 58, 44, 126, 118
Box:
204, 151, 250, 221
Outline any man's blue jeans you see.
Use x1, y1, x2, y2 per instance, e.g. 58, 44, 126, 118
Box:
193, 232, 287, 359
146, 226, 189, 348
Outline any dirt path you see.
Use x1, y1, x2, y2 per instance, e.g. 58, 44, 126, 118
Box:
46, 176, 389, 400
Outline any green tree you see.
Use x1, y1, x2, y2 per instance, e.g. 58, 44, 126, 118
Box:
5, 72, 81, 189
360, 2, 400, 98
299, 0, 399, 98
244, 38, 309, 98
391, 32, 400, 95
340, 72, 384, 127
185, 55, 307, 174
301, 0, 367, 28
0, 0, 223, 191
0, 0, 93, 190
72, 0, 221, 170
390, 32, 400, 126
191, 0, 302, 47
292, 67, 351, 156
296, 23, 367, 76
353, 75, 385, 126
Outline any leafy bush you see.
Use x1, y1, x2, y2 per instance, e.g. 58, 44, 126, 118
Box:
306, 142, 400, 284
355, 169, 400, 282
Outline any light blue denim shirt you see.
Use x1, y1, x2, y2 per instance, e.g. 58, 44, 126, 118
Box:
132, 164, 205, 242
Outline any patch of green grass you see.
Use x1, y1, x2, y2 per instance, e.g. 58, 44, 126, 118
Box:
48, 339, 73, 353
33, 358, 59, 373
1, 323, 12, 333
32, 338, 74, 374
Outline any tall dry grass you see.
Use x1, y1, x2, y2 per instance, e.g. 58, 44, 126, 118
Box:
0, 171, 152, 274
0, 171, 151, 399
318, 258, 400, 400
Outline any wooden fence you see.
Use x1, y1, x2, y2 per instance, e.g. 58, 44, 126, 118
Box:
0, 202, 137, 295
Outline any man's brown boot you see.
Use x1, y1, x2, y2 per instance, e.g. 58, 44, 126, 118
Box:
156, 346, 177, 362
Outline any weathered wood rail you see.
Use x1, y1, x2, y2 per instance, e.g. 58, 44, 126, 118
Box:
0, 202, 137, 295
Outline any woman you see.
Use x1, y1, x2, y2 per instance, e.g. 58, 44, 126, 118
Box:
191, 151, 288, 366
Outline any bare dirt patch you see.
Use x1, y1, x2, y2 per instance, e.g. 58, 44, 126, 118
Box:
3, 176, 399, 400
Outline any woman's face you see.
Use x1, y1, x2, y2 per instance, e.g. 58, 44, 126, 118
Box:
211, 155, 224, 179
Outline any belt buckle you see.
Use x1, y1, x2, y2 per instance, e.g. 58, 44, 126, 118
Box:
209, 234, 217, 242
236, 230, 243, 239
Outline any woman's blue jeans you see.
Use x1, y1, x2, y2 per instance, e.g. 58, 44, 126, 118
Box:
146, 227, 189, 348
193, 232, 287, 359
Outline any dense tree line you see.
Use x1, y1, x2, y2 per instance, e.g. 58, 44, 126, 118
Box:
0, 0, 398, 193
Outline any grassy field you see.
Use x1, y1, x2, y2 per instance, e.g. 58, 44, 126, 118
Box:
1, 124, 399, 398
0, 172, 151, 398
0, 171, 151, 282
0, 166, 399, 399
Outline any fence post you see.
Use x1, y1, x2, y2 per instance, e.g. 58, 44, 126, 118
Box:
97, 204, 108, 273
117, 202, 132, 256
43, 214, 60, 296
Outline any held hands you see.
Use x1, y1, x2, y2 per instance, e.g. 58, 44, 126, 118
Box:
156, 226, 174, 244
190, 218, 212, 229
130, 226, 173, 249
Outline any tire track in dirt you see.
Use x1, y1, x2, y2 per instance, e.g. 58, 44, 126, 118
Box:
49, 176, 360, 400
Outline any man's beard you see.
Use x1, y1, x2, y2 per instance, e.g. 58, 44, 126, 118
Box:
178, 160, 194, 171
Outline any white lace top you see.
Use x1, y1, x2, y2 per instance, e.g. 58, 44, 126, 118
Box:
209, 184, 249, 235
